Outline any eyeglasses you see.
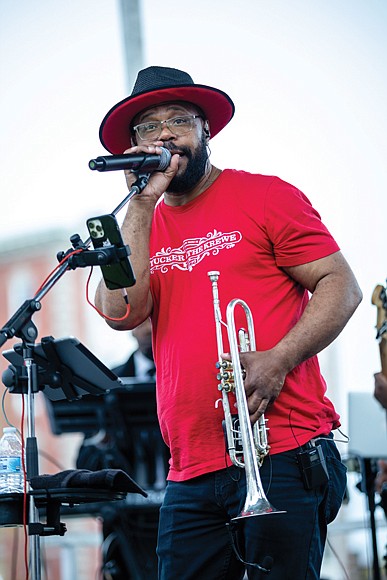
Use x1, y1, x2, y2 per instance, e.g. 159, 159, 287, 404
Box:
133, 115, 202, 141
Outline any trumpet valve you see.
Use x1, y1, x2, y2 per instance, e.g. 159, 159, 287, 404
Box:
220, 381, 234, 393
216, 370, 232, 381
216, 360, 232, 370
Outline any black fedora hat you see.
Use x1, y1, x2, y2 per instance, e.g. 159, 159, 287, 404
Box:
99, 66, 235, 154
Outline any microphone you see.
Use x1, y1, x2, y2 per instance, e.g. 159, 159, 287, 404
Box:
88, 147, 171, 173
257, 556, 273, 574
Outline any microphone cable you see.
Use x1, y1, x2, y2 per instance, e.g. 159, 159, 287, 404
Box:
226, 522, 273, 575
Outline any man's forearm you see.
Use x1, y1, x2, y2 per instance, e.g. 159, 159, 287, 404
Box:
274, 267, 362, 373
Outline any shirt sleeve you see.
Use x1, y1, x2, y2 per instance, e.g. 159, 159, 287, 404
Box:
264, 177, 340, 267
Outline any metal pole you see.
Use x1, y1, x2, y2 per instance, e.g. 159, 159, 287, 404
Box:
118, 0, 144, 91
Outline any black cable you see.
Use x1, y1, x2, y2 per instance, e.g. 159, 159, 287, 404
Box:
326, 537, 351, 580
226, 522, 273, 574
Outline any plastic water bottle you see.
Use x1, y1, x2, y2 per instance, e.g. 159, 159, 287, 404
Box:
0, 427, 24, 493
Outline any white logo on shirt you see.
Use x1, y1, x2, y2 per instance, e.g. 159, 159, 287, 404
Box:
150, 229, 242, 274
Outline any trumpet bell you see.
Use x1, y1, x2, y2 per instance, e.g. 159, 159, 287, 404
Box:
232, 497, 286, 522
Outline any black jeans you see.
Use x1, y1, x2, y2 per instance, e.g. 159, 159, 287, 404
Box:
157, 436, 347, 579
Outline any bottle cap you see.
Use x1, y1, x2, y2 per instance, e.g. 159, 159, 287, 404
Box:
3, 427, 17, 433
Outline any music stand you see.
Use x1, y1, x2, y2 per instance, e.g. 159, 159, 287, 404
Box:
3, 335, 124, 401
43, 378, 158, 432
42, 378, 169, 488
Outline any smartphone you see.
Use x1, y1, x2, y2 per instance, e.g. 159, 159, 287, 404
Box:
86, 214, 136, 290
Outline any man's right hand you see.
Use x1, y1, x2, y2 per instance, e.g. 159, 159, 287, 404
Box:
123, 142, 179, 203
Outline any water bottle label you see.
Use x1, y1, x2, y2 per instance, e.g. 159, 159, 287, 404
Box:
0, 456, 21, 473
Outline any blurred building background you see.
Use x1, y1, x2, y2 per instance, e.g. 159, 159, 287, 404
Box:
1, 0, 386, 578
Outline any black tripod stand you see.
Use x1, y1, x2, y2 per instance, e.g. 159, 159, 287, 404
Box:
357, 457, 384, 580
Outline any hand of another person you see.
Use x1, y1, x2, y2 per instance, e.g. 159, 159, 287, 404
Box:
375, 459, 387, 493
374, 372, 387, 410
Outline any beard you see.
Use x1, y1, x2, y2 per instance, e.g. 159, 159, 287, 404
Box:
165, 133, 209, 194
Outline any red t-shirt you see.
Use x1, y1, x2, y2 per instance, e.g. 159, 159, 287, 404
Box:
149, 169, 340, 481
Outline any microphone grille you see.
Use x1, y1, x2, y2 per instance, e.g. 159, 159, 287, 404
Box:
159, 147, 172, 171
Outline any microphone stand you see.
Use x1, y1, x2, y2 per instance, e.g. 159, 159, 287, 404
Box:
358, 458, 381, 580
0, 172, 150, 580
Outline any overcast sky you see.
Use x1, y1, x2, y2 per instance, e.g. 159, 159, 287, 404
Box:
1, 0, 387, 395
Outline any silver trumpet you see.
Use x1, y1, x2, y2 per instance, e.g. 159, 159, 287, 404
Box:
208, 271, 285, 521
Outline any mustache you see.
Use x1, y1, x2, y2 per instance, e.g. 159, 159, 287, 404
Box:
162, 141, 192, 159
